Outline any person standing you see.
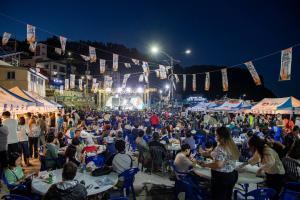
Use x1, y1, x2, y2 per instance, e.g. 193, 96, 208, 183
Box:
2, 111, 19, 155
0, 117, 9, 169
246, 135, 285, 199
29, 116, 41, 159
17, 117, 31, 166
37, 114, 47, 145
199, 127, 240, 200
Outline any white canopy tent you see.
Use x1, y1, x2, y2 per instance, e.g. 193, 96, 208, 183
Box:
0, 85, 35, 114
250, 97, 300, 114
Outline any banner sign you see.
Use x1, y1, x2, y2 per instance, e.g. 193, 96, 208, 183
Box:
221, 68, 228, 92
205, 72, 210, 91
2, 32, 11, 46
113, 54, 119, 71
27, 24, 36, 44
59, 36, 67, 55
244, 61, 261, 85
89, 46, 97, 62
100, 59, 106, 74
279, 47, 292, 81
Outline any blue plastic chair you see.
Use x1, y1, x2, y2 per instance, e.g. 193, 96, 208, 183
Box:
118, 168, 139, 200
107, 142, 117, 155
234, 188, 276, 200
1, 194, 32, 200
1, 170, 27, 192
280, 182, 300, 200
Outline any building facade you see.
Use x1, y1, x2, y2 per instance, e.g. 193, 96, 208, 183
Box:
0, 60, 47, 97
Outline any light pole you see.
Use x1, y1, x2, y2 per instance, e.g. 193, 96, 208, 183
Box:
150, 46, 191, 105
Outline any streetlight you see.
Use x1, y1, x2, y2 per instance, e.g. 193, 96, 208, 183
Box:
159, 90, 163, 94
185, 49, 192, 55
150, 45, 160, 54
165, 84, 170, 89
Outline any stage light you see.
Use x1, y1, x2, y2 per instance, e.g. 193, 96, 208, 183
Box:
126, 87, 132, 93
105, 88, 111, 93
137, 87, 144, 93
117, 87, 122, 93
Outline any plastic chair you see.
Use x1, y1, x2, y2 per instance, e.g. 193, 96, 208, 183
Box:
234, 188, 276, 200
1, 170, 27, 192
1, 194, 32, 200
282, 157, 300, 182
118, 168, 139, 200
280, 182, 300, 200
149, 146, 166, 174
107, 142, 117, 155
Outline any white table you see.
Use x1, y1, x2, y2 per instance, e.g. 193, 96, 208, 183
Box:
193, 162, 264, 185
166, 144, 181, 151
32, 169, 118, 196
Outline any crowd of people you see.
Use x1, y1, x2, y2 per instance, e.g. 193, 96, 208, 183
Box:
0, 108, 299, 199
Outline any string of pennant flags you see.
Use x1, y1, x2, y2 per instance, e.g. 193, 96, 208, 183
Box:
0, 11, 299, 93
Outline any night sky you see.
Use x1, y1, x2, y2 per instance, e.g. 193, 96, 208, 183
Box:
1, 0, 300, 98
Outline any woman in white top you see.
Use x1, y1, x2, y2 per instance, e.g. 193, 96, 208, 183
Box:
199, 126, 240, 200
17, 117, 30, 166
28, 117, 41, 159
246, 135, 285, 199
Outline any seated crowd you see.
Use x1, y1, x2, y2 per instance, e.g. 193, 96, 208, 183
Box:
0, 110, 299, 200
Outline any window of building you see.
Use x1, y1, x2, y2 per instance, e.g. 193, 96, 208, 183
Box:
7, 71, 15, 80
45, 64, 49, 69
53, 65, 57, 70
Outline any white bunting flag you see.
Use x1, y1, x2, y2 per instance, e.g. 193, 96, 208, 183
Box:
124, 63, 131, 68
155, 70, 160, 78
93, 83, 99, 93
192, 74, 196, 92
70, 74, 75, 89
65, 79, 69, 90
89, 46, 97, 63
2, 32, 11, 46
78, 79, 83, 91
139, 74, 144, 82
205, 72, 210, 91
244, 61, 261, 85
279, 47, 292, 81
142, 61, 149, 74
132, 59, 139, 65
113, 54, 119, 71
92, 78, 97, 90
27, 24, 36, 44
100, 59, 106, 74
144, 74, 149, 84
60, 85, 64, 95
55, 48, 62, 55
174, 74, 179, 83
221, 68, 228, 92
159, 65, 167, 79
183, 74, 186, 91
122, 74, 131, 88
104, 76, 113, 88
59, 36, 67, 55
29, 42, 37, 52
81, 54, 90, 62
